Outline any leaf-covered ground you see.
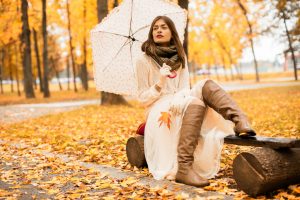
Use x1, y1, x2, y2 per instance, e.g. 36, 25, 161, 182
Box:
0, 85, 299, 199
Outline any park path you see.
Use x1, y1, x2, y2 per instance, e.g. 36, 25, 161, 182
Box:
0, 100, 100, 124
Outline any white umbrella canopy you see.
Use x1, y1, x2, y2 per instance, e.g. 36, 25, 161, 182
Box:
91, 0, 187, 96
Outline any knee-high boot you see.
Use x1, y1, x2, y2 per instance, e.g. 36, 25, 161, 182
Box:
202, 80, 256, 137
175, 104, 210, 187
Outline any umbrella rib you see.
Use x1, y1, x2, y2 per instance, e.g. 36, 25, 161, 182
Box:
132, 24, 151, 36
163, 11, 185, 16
129, 40, 135, 75
98, 31, 128, 39
129, 0, 134, 36
102, 39, 131, 72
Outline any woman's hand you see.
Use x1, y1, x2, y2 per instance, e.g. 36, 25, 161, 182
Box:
160, 63, 171, 77
157, 63, 171, 88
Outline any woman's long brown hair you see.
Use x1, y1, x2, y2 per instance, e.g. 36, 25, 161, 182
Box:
141, 16, 186, 68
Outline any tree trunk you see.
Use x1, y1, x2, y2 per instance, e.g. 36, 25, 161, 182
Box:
221, 55, 229, 81
249, 37, 259, 82
238, 63, 243, 80
33, 74, 37, 89
113, 0, 118, 7
283, 15, 298, 81
67, 0, 77, 92
50, 57, 62, 91
235, 63, 242, 80
101, 92, 128, 105
223, 66, 228, 81
21, 0, 35, 98
0, 49, 4, 94
8, 44, 14, 93
214, 66, 220, 81
80, 63, 88, 90
192, 62, 197, 86
178, 0, 189, 58
97, 0, 128, 105
33, 28, 44, 92
42, 0, 50, 97
67, 56, 70, 90
232, 61, 241, 80
229, 66, 234, 81
97, 0, 108, 24
15, 44, 21, 96
81, 0, 88, 91
236, 0, 259, 82
233, 148, 300, 196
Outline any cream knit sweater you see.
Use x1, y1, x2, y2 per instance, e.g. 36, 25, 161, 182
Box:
135, 53, 190, 109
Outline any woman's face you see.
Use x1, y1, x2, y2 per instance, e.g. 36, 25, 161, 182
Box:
152, 19, 172, 47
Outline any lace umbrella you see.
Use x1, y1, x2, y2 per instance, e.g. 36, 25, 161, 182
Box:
91, 0, 187, 96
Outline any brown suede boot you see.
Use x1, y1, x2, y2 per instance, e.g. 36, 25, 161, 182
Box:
175, 104, 210, 187
202, 80, 256, 137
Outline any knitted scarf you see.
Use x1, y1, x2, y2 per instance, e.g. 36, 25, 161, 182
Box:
148, 45, 182, 71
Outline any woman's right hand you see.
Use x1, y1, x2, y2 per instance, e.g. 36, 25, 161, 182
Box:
160, 63, 172, 78
157, 63, 171, 87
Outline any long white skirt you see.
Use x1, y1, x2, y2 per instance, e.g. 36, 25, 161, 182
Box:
144, 80, 235, 180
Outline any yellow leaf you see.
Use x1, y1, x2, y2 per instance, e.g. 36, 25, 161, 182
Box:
47, 189, 60, 194
69, 193, 81, 199
120, 177, 138, 187
99, 182, 111, 189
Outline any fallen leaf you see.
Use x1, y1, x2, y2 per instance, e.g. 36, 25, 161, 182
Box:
158, 112, 172, 129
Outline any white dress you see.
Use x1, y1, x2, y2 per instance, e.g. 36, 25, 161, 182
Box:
135, 53, 235, 180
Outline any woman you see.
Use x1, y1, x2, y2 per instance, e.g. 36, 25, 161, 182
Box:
135, 16, 256, 187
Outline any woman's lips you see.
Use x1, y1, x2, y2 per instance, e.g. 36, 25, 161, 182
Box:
156, 35, 163, 38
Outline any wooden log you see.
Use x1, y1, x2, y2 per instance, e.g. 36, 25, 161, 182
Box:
224, 135, 300, 149
233, 147, 300, 196
126, 135, 300, 168
126, 136, 147, 168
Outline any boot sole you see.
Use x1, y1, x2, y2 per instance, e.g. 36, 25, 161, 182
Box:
235, 131, 256, 138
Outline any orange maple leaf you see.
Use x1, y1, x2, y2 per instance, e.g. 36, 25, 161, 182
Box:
158, 112, 171, 130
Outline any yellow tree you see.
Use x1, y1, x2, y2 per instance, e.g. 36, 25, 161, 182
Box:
210, 1, 248, 80
274, 0, 299, 80
27, 0, 65, 94
234, 0, 265, 82
189, 0, 260, 81
68, 0, 98, 90
0, 0, 23, 93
